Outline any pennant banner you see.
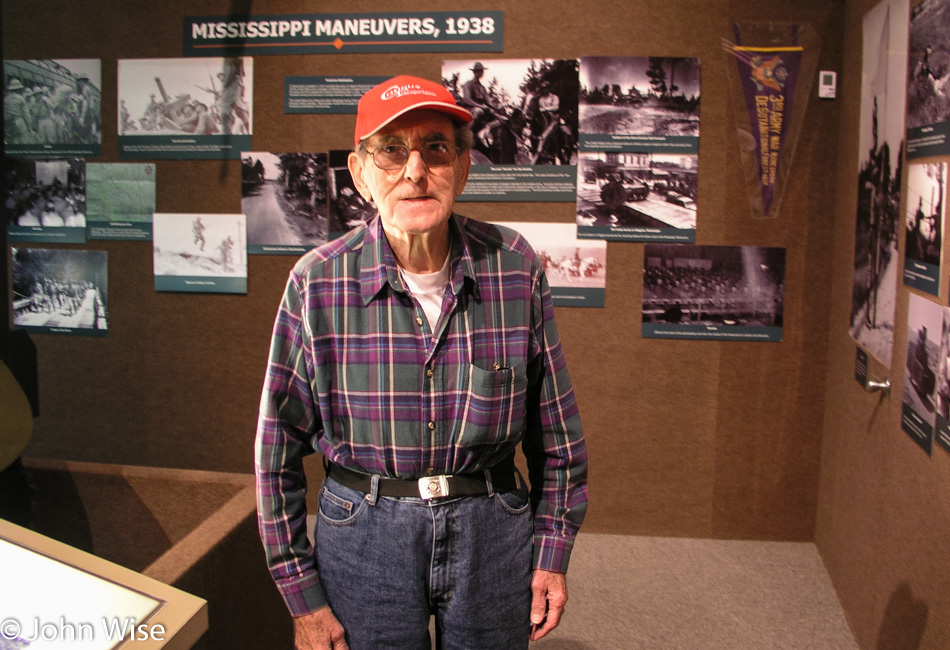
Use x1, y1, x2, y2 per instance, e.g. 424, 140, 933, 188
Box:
723, 23, 820, 219
732, 46, 802, 216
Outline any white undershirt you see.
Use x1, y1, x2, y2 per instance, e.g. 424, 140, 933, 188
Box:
399, 255, 450, 332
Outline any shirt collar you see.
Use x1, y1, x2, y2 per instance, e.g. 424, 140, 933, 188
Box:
359, 214, 479, 306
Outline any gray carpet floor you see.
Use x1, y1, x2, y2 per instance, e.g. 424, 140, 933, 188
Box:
534, 533, 858, 649
305, 518, 858, 649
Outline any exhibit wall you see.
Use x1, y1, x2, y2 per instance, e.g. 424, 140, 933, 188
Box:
815, 0, 950, 647
3, 0, 844, 545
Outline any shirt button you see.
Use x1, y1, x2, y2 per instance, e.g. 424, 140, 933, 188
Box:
416, 317, 423, 325
426, 368, 434, 378
426, 467, 435, 475
427, 421, 435, 430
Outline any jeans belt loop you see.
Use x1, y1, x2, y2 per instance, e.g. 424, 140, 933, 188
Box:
483, 468, 495, 498
367, 474, 380, 505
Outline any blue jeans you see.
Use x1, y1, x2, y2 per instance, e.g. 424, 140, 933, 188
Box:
315, 475, 534, 649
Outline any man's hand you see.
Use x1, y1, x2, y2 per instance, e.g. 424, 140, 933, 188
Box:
293, 606, 348, 650
529, 569, 568, 641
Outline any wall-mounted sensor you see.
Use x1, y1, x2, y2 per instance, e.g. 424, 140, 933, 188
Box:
819, 70, 837, 99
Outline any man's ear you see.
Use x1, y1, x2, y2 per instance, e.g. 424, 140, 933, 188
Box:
347, 151, 373, 201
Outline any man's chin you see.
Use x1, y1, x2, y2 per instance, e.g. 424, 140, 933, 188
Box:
390, 206, 451, 230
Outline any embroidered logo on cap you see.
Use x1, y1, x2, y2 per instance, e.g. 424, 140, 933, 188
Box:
380, 83, 438, 101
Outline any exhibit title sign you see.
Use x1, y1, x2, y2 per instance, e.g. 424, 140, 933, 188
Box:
731, 45, 802, 216
183, 12, 504, 55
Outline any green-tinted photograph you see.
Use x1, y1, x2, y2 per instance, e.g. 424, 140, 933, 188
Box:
86, 162, 156, 240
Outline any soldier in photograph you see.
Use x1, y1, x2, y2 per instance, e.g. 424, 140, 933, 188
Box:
4, 78, 32, 144
460, 62, 494, 137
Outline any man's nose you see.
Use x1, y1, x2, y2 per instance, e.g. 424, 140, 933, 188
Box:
403, 149, 428, 182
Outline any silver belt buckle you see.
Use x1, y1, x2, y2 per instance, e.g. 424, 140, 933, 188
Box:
418, 475, 450, 500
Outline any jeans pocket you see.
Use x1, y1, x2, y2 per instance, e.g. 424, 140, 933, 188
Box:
318, 479, 367, 526
494, 482, 532, 515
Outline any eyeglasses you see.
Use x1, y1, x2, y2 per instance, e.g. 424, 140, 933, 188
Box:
366, 141, 458, 171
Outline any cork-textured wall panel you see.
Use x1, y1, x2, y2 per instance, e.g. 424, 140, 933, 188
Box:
4, 0, 843, 541
817, 1, 950, 648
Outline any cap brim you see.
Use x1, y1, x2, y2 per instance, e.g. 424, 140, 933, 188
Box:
358, 101, 473, 143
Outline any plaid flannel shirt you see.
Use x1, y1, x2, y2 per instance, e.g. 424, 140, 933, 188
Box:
255, 214, 588, 616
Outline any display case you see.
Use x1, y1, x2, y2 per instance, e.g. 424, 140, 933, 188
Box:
0, 518, 207, 649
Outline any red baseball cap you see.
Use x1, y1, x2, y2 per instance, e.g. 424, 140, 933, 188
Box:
354, 75, 473, 147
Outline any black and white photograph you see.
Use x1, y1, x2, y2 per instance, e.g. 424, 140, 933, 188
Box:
443, 58, 578, 166
906, 0, 950, 157
118, 57, 252, 159
576, 151, 697, 241
902, 292, 943, 454
3, 58, 102, 157
242, 152, 328, 254
119, 57, 251, 135
11, 247, 108, 335
5, 157, 86, 243
935, 305, 950, 453
492, 221, 606, 308
903, 162, 945, 295
327, 149, 375, 238
849, 0, 908, 367
153, 213, 247, 293
642, 244, 785, 341
578, 56, 700, 152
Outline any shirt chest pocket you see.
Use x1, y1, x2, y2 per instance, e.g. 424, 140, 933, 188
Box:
456, 360, 528, 448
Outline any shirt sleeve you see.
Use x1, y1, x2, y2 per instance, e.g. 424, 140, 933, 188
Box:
254, 270, 328, 616
523, 268, 589, 574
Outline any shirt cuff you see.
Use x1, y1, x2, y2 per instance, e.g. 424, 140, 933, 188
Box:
532, 534, 575, 574
276, 571, 328, 617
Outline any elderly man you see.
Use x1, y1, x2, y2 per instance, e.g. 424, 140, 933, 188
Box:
256, 75, 588, 650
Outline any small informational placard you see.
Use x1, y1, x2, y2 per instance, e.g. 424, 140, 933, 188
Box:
641, 244, 785, 342
907, 123, 950, 159
854, 347, 870, 386
153, 213, 247, 294
183, 12, 504, 55
459, 165, 576, 202
284, 76, 388, 114
118, 57, 252, 160
86, 163, 156, 241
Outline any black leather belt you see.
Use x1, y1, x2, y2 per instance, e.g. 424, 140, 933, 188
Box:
326, 457, 518, 500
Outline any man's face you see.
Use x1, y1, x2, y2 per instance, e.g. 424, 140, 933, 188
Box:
348, 110, 470, 240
